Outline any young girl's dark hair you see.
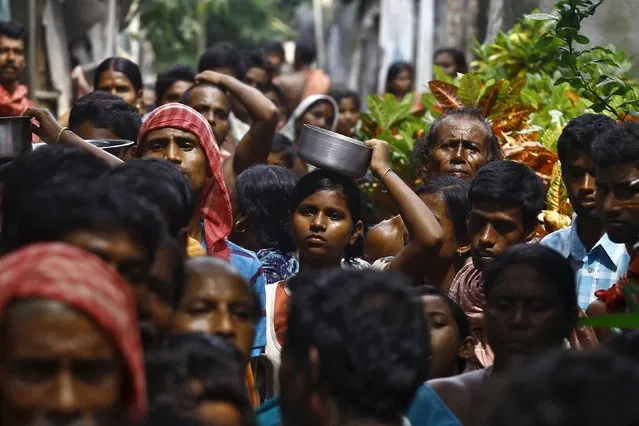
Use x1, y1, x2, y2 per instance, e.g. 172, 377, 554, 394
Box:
410, 285, 470, 371
416, 176, 470, 244
234, 164, 298, 252
289, 170, 364, 261
384, 61, 414, 95
93, 57, 143, 93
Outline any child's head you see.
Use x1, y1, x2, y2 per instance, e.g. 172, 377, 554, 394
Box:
268, 134, 295, 169
289, 170, 364, 267
410, 286, 474, 379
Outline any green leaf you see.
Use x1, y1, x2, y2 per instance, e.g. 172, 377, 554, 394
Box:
536, 35, 556, 50
579, 313, 639, 328
457, 74, 482, 106
525, 12, 558, 21
574, 34, 590, 44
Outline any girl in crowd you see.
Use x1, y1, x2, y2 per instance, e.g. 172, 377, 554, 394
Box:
330, 88, 361, 138
411, 286, 475, 379
385, 61, 415, 101
93, 57, 144, 111
0, 242, 146, 425
433, 47, 468, 77
279, 94, 338, 176
265, 139, 444, 373
230, 165, 300, 284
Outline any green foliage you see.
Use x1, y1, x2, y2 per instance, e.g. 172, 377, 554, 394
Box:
532, 0, 639, 119
137, 0, 301, 72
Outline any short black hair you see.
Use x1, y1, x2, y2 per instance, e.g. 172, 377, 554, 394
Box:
5, 181, 165, 264
416, 176, 470, 243
263, 41, 285, 59
243, 49, 274, 81
385, 62, 414, 94
103, 159, 195, 238
155, 64, 196, 103
289, 170, 364, 260
469, 160, 545, 231
434, 47, 468, 73
179, 81, 227, 107
284, 268, 429, 421
69, 91, 142, 142
294, 39, 316, 65
1, 146, 109, 250
557, 113, 619, 165
270, 133, 294, 168
485, 350, 639, 426
0, 20, 27, 45
592, 122, 639, 168
94, 57, 143, 92
330, 88, 361, 111
412, 107, 503, 172
234, 164, 298, 252
484, 244, 578, 322
197, 43, 244, 79
146, 333, 256, 426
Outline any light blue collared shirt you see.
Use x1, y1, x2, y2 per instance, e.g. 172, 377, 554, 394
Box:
541, 218, 630, 309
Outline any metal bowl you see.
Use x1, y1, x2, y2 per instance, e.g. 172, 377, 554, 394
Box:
86, 139, 135, 158
297, 125, 372, 179
0, 116, 32, 164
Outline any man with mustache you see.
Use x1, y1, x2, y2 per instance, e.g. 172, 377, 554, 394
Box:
541, 114, 628, 311
448, 160, 545, 369
0, 21, 32, 117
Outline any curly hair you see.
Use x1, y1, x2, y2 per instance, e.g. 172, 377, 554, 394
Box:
557, 113, 618, 164
591, 122, 639, 168
284, 268, 429, 421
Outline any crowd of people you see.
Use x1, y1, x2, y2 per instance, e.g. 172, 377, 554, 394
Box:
0, 17, 639, 426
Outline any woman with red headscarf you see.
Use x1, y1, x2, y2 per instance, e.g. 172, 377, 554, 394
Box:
135, 103, 268, 358
0, 242, 146, 426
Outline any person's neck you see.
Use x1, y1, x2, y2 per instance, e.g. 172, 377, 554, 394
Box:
187, 194, 203, 241
428, 262, 457, 293
298, 255, 342, 274
1, 79, 16, 93
492, 346, 563, 375
576, 215, 604, 252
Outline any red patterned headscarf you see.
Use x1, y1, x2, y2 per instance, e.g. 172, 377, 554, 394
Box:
137, 103, 232, 260
0, 243, 147, 420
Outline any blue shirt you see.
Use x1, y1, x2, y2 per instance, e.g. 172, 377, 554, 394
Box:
541, 218, 630, 310
228, 241, 267, 357
257, 385, 461, 426
199, 220, 267, 357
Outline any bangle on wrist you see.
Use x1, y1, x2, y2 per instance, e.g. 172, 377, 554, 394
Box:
380, 167, 393, 183
55, 126, 68, 144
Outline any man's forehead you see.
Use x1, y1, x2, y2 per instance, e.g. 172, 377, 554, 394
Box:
471, 200, 522, 220
0, 35, 23, 48
597, 163, 639, 182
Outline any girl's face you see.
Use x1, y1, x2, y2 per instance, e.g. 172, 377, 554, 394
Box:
292, 189, 362, 266
336, 97, 360, 137
421, 295, 467, 379
300, 102, 334, 131
390, 69, 413, 98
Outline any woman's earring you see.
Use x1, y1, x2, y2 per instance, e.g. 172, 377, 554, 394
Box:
234, 220, 247, 233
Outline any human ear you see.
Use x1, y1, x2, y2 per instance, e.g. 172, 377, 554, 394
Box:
458, 336, 476, 361
349, 220, 364, 246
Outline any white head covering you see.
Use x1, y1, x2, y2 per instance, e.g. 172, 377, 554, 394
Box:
280, 94, 339, 141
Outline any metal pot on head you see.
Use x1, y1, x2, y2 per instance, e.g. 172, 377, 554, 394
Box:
0, 116, 33, 166
86, 139, 135, 159
297, 124, 372, 179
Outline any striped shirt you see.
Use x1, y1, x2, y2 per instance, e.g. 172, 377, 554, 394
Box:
541, 218, 630, 310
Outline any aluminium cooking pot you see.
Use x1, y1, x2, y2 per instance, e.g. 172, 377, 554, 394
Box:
297, 124, 372, 179
0, 116, 32, 166
86, 139, 135, 159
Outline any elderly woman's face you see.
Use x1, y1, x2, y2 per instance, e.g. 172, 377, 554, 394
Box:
300, 102, 334, 131
0, 303, 124, 425
140, 128, 209, 195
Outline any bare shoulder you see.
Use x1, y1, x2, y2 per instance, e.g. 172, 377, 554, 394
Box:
428, 369, 486, 410
363, 215, 407, 262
